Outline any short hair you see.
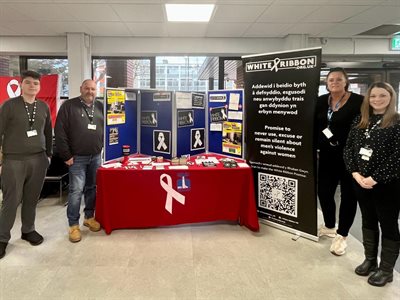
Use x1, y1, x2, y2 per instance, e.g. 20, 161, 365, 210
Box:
325, 67, 350, 91
21, 70, 41, 81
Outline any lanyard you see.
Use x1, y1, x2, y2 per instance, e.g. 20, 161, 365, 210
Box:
80, 99, 95, 124
327, 93, 347, 123
23, 100, 37, 130
364, 118, 382, 141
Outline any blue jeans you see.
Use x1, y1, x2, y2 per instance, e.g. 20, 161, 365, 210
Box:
67, 154, 102, 226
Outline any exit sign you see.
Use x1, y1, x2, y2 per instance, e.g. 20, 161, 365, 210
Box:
391, 35, 400, 51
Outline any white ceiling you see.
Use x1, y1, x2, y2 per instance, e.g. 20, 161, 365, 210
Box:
0, 0, 399, 38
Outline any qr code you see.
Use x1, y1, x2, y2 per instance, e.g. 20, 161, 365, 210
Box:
258, 173, 298, 217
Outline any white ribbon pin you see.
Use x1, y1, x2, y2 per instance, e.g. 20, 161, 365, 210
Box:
157, 132, 168, 150
193, 130, 202, 147
160, 174, 185, 214
7, 79, 21, 98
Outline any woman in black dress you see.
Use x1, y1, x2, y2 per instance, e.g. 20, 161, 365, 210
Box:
344, 82, 400, 287
315, 68, 363, 255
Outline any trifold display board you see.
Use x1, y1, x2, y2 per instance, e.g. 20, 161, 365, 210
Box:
176, 91, 206, 156
104, 88, 138, 162
140, 90, 174, 159
207, 90, 244, 158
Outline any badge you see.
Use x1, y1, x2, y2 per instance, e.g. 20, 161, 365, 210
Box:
26, 130, 38, 137
322, 128, 333, 139
88, 124, 97, 130
359, 147, 373, 157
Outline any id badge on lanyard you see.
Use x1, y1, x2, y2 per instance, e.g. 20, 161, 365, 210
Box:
359, 147, 373, 161
26, 129, 38, 137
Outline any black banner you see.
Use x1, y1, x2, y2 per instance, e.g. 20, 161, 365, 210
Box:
243, 48, 321, 239
192, 93, 205, 108
178, 110, 194, 127
141, 111, 158, 127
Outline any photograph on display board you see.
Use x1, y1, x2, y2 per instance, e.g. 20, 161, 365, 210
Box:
141, 111, 158, 127
106, 89, 126, 125
178, 110, 194, 127
210, 106, 228, 123
190, 128, 205, 151
153, 130, 171, 154
209, 93, 227, 102
192, 93, 205, 108
153, 92, 171, 102
222, 122, 242, 155
109, 127, 119, 145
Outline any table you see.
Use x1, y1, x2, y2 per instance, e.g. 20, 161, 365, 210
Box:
96, 154, 259, 234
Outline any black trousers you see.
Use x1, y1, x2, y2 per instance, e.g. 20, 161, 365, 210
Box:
318, 149, 357, 236
353, 179, 400, 241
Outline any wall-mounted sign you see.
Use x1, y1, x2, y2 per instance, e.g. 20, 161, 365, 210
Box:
390, 35, 400, 51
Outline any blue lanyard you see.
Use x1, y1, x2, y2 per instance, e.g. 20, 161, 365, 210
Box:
327, 93, 347, 123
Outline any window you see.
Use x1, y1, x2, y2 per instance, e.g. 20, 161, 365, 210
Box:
0, 56, 20, 76
92, 58, 151, 99
27, 58, 69, 97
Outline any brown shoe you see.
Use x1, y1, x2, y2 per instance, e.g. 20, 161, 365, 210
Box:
69, 225, 81, 243
83, 218, 101, 232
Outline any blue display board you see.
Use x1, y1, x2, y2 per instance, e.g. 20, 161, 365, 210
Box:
207, 89, 244, 158
140, 90, 173, 159
176, 92, 206, 156
104, 89, 138, 162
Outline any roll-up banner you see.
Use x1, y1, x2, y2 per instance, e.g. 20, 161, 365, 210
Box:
243, 48, 321, 241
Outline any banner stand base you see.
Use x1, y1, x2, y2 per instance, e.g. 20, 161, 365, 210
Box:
260, 219, 319, 242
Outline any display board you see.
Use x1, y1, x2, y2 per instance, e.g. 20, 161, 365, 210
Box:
140, 90, 173, 159
176, 92, 206, 156
104, 88, 137, 162
243, 48, 321, 241
207, 90, 244, 158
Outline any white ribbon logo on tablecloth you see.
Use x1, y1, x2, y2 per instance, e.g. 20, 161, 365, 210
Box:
221, 109, 227, 120
193, 130, 202, 147
160, 174, 185, 214
7, 79, 21, 98
157, 132, 167, 150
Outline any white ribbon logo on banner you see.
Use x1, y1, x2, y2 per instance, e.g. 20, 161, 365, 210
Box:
157, 132, 167, 150
151, 113, 157, 124
221, 109, 227, 120
160, 174, 185, 214
7, 79, 21, 98
271, 58, 281, 72
188, 112, 193, 123
193, 130, 202, 147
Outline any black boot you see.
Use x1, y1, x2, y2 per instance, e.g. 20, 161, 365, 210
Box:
355, 228, 379, 276
0, 242, 7, 259
368, 238, 400, 287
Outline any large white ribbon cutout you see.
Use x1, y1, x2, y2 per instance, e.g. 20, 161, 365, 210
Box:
160, 174, 185, 214
193, 130, 202, 147
7, 79, 21, 98
157, 132, 168, 150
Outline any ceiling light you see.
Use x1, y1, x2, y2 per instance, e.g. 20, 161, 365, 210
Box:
165, 4, 215, 22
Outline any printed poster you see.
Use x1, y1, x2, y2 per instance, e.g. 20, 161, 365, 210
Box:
222, 122, 242, 156
107, 89, 126, 125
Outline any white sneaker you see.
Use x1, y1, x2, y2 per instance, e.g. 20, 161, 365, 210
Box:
330, 234, 347, 256
318, 225, 336, 238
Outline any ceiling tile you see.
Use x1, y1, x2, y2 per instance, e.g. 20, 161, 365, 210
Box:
344, 6, 400, 24
167, 23, 208, 37
9, 4, 76, 21
244, 23, 293, 37
1, 21, 56, 35
284, 23, 334, 36
212, 5, 267, 23
305, 5, 370, 22
319, 23, 379, 37
63, 4, 120, 22
112, 4, 165, 22
206, 23, 251, 37
41, 22, 92, 35
0, 4, 33, 21
257, 5, 318, 23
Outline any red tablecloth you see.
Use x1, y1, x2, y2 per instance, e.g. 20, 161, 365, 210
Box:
96, 155, 259, 234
